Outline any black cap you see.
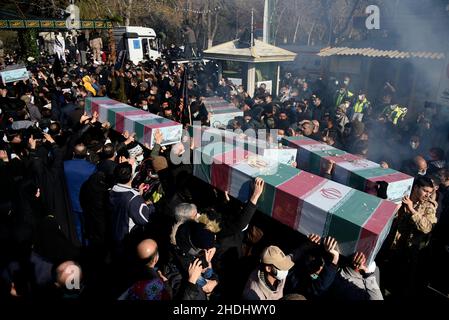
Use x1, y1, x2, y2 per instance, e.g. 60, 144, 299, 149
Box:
190, 222, 215, 250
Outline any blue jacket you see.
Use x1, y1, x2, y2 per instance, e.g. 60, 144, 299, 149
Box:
64, 159, 96, 213
109, 184, 155, 245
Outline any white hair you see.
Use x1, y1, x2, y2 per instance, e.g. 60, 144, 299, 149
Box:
170, 203, 197, 245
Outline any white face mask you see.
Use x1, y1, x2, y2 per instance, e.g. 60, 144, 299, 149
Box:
142, 105, 148, 111
136, 154, 144, 163
410, 142, 418, 149
344, 80, 350, 86
274, 269, 289, 281
358, 95, 364, 101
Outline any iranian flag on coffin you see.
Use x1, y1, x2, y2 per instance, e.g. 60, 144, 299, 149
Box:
189, 126, 297, 165
193, 142, 238, 185
202, 97, 243, 129
86, 97, 182, 147
193, 142, 398, 264
128, 113, 182, 147
283, 136, 414, 203
85, 97, 122, 115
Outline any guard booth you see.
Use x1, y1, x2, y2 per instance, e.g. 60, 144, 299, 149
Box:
203, 39, 296, 97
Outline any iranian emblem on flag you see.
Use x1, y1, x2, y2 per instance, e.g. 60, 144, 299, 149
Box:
320, 188, 343, 200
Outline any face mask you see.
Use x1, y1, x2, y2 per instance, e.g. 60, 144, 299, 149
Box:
274, 269, 289, 281
344, 80, 350, 86
136, 154, 144, 163
358, 95, 364, 101
150, 90, 156, 95
142, 105, 148, 111
310, 273, 319, 280
410, 142, 418, 149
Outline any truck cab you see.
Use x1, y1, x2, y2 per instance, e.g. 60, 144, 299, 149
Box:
113, 26, 161, 64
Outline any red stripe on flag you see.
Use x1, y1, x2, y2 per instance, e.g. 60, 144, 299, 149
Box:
277, 171, 327, 199
288, 139, 322, 148
211, 163, 232, 191
211, 148, 250, 196
212, 149, 250, 165
92, 99, 120, 114
272, 189, 302, 229
323, 153, 360, 164
355, 200, 398, 258
115, 110, 148, 133
368, 172, 414, 184
272, 172, 326, 229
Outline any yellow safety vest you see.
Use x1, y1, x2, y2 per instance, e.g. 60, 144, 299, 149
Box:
353, 98, 368, 113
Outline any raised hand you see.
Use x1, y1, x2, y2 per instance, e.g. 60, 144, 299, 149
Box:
202, 279, 218, 294
28, 135, 37, 150
80, 112, 91, 124
352, 252, 367, 272
205, 248, 216, 264
250, 178, 265, 205
188, 259, 203, 285
43, 133, 55, 144
154, 129, 163, 145
323, 236, 339, 265
0, 150, 9, 162
308, 234, 321, 245
92, 111, 99, 123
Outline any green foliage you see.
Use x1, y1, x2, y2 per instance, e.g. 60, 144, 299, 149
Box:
18, 29, 39, 59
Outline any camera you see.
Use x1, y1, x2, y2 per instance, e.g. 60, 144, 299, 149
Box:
194, 250, 209, 268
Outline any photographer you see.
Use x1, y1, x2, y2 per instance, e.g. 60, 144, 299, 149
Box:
165, 218, 220, 300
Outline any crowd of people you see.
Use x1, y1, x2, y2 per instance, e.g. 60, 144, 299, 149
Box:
0, 38, 448, 301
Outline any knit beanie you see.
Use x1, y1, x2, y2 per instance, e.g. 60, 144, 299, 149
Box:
152, 156, 168, 173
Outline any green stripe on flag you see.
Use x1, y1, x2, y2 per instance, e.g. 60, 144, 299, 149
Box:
308, 149, 347, 175
193, 143, 236, 184
137, 117, 171, 126
326, 191, 382, 252
353, 167, 398, 179
108, 107, 135, 127
256, 164, 300, 215
134, 122, 145, 141
348, 168, 397, 191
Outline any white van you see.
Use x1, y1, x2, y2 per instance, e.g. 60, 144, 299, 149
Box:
113, 26, 162, 64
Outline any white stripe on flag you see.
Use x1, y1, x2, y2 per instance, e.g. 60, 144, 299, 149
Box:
298, 180, 353, 237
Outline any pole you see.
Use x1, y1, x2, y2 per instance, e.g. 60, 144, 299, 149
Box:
263, 0, 269, 43
251, 9, 254, 47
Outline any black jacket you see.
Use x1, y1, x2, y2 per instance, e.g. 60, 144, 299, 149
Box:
80, 171, 110, 248
29, 143, 79, 248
